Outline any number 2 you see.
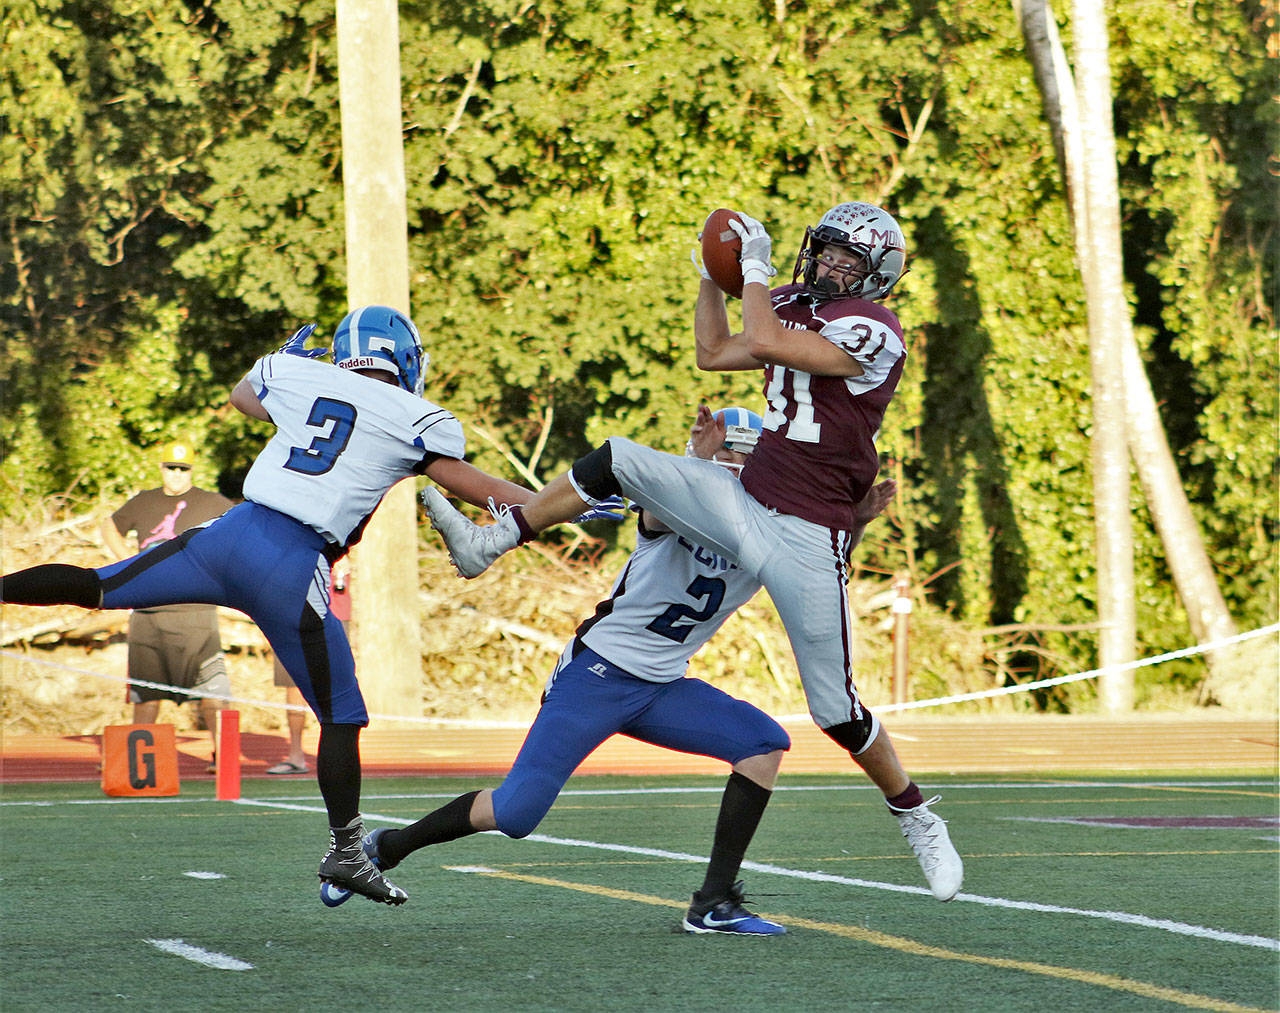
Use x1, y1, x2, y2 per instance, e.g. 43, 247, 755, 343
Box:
645, 575, 727, 643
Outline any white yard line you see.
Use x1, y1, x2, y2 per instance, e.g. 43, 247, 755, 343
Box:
513, 831, 1280, 952
232, 795, 1280, 952
3, 778, 1273, 809
13, 782, 1276, 953
145, 938, 252, 971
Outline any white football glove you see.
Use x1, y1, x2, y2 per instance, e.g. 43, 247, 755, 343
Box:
729, 214, 777, 290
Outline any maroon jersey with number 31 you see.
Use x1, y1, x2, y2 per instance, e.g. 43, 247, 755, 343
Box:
740, 285, 906, 531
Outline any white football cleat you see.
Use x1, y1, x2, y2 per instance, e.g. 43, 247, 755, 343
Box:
891, 795, 963, 901
421, 486, 519, 578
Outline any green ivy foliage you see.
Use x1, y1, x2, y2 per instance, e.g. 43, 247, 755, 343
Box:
1, 0, 1274, 690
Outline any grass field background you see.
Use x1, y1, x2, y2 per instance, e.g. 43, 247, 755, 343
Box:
2, 773, 1276, 1011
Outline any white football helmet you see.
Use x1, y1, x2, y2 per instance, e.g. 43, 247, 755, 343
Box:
792, 202, 907, 301
331, 305, 428, 396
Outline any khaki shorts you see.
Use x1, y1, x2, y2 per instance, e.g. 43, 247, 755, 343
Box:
127, 607, 227, 705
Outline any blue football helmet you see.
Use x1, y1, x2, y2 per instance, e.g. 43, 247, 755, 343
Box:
331, 305, 427, 396
686, 406, 764, 473
715, 406, 764, 454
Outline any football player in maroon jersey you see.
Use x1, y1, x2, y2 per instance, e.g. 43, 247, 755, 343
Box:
422, 203, 963, 903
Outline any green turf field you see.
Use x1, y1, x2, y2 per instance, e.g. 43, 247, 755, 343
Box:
2, 774, 1276, 1011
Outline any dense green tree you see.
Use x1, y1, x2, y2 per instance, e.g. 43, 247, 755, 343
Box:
2, 0, 1273, 698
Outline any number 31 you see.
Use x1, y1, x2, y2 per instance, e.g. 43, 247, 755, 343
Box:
762, 368, 821, 444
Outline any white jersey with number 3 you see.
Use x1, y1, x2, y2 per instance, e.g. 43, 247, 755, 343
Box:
241, 354, 465, 546
566, 520, 763, 683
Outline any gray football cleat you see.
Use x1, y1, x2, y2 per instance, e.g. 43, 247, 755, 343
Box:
318, 827, 399, 908
421, 486, 519, 578
891, 795, 963, 901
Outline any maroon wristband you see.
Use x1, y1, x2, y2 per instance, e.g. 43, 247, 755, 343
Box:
510, 504, 537, 545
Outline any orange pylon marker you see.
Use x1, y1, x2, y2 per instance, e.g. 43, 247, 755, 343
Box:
215, 709, 241, 800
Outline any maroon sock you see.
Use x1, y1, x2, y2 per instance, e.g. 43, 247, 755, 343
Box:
886, 781, 925, 812
509, 505, 537, 545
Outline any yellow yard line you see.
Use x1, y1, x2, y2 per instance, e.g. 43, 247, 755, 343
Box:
1138, 785, 1279, 799
448, 866, 1271, 1013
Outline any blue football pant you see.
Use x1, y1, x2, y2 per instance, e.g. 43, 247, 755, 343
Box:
97, 502, 366, 725
490, 645, 790, 838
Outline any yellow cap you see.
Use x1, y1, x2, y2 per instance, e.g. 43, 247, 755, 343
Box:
160, 442, 194, 467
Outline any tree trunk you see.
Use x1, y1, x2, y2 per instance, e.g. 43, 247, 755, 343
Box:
1072, 0, 1136, 711
1120, 338, 1240, 681
336, 0, 422, 719
1020, 0, 1239, 700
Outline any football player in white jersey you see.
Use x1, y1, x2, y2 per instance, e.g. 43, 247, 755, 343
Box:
421, 203, 964, 904
326, 406, 894, 935
0, 306, 535, 907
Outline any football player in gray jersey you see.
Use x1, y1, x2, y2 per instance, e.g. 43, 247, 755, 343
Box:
422, 203, 964, 904
330, 407, 894, 934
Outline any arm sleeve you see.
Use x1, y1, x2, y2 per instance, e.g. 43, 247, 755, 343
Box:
407, 404, 466, 460
412, 451, 446, 475
243, 356, 271, 400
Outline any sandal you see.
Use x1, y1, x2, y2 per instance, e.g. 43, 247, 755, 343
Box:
265, 760, 309, 775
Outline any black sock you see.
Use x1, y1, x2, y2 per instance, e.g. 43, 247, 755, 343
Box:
886, 781, 925, 812
697, 771, 772, 902
317, 723, 362, 828
1, 565, 101, 607
380, 790, 481, 867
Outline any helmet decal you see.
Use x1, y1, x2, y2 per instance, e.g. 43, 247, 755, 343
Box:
331, 305, 426, 396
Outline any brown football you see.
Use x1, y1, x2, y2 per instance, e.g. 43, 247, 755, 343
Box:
701, 208, 744, 298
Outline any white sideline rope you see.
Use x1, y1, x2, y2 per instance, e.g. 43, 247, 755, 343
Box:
776, 622, 1280, 723
0, 649, 530, 729
1, 623, 1276, 730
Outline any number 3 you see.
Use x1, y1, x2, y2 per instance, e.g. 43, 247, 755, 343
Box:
284, 397, 358, 476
